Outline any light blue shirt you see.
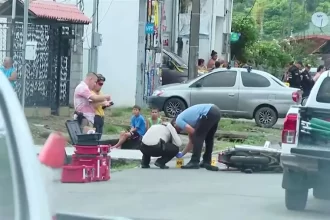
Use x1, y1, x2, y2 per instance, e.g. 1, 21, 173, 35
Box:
0, 66, 16, 87
130, 114, 146, 136
175, 104, 213, 130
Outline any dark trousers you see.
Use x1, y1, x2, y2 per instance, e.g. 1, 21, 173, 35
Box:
140, 140, 179, 165
190, 105, 221, 164
94, 115, 104, 134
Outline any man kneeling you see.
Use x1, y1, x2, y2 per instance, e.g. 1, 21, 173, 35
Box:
140, 122, 182, 169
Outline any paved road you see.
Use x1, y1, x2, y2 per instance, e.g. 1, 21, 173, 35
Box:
55, 162, 329, 220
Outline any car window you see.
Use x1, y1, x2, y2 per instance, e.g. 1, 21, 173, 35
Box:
201, 71, 237, 87
316, 77, 330, 103
241, 72, 271, 87
0, 108, 15, 220
271, 78, 285, 87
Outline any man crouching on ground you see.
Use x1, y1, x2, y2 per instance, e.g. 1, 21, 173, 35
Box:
171, 103, 221, 171
140, 122, 182, 169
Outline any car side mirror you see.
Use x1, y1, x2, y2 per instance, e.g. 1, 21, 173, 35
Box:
195, 82, 202, 88
301, 97, 308, 106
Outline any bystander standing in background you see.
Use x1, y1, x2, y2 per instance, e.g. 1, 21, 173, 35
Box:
0, 57, 17, 88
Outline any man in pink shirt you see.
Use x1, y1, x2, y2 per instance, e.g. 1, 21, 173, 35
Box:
74, 72, 111, 130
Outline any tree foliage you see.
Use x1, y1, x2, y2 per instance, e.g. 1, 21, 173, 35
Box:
233, 0, 330, 39
231, 15, 258, 62
230, 11, 318, 75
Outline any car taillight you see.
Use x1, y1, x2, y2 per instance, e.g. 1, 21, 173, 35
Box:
292, 91, 301, 103
282, 113, 297, 144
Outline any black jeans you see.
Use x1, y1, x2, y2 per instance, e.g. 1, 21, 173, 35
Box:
140, 139, 179, 165
94, 115, 104, 134
190, 105, 221, 164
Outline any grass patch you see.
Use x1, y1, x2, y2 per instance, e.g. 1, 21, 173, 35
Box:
214, 135, 269, 152
220, 119, 280, 135
104, 124, 123, 134
111, 159, 140, 171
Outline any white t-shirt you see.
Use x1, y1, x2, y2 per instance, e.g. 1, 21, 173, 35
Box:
142, 123, 182, 147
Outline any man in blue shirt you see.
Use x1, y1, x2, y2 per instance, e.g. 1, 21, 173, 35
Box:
171, 103, 221, 170
113, 105, 146, 148
0, 57, 17, 88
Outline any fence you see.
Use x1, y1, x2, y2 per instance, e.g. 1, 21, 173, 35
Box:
0, 19, 72, 113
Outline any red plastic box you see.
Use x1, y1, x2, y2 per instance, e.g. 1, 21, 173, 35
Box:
74, 144, 110, 155
71, 155, 111, 181
61, 165, 95, 183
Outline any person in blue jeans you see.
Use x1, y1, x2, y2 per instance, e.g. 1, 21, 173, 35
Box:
113, 105, 146, 148
171, 103, 221, 171
0, 57, 17, 88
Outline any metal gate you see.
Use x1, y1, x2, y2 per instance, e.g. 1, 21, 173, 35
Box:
0, 21, 72, 113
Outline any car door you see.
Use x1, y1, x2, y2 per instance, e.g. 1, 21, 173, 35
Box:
189, 70, 239, 114
0, 73, 53, 220
237, 71, 273, 117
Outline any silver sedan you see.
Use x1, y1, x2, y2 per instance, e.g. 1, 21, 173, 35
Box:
148, 67, 300, 128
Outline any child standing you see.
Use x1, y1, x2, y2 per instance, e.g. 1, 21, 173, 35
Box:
113, 105, 146, 148
146, 108, 162, 130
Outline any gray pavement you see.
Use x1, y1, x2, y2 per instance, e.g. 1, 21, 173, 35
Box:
54, 159, 329, 220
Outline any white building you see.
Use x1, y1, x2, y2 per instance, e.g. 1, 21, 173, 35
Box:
66, 0, 233, 107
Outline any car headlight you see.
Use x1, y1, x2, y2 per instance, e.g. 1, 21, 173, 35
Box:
152, 90, 164, 96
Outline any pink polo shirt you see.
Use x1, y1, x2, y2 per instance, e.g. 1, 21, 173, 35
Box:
73, 81, 95, 124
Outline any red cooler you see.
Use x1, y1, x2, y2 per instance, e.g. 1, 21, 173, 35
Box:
61, 165, 95, 183
71, 155, 111, 181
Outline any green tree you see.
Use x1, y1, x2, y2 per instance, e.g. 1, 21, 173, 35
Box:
231, 15, 258, 62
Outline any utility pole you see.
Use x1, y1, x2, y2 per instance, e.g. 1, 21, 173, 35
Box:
89, 0, 99, 73
21, 0, 29, 108
289, 0, 293, 37
188, 0, 200, 80
225, 0, 233, 62
10, 0, 17, 57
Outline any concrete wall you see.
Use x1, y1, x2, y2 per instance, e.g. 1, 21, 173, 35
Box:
69, 24, 84, 106
67, 0, 140, 107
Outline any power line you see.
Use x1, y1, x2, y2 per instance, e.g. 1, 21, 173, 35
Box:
243, 0, 257, 20
80, 0, 114, 48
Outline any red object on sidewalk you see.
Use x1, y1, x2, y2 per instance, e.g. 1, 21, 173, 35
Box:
61, 165, 94, 183
39, 132, 66, 168
74, 144, 110, 155
71, 155, 111, 181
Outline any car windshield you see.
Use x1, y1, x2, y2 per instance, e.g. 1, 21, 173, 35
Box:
163, 49, 187, 68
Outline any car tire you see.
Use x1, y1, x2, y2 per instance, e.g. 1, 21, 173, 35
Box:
285, 188, 308, 211
254, 106, 278, 128
313, 187, 330, 200
164, 98, 187, 118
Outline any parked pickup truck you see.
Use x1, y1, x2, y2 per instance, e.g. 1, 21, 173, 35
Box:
281, 70, 330, 211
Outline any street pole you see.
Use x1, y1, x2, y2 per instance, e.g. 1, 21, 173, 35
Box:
89, 0, 98, 73
226, 0, 233, 62
10, 0, 17, 57
289, 0, 293, 37
21, 0, 29, 108
187, 0, 200, 80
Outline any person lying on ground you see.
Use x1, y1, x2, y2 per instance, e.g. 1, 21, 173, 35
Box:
112, 105, 146, 148
146, 108, 162, 130
140, 122, 182, 169
171, 103, 221, 171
